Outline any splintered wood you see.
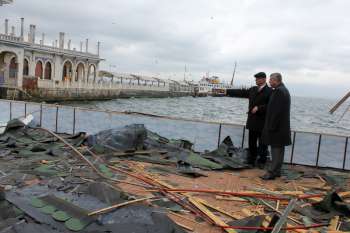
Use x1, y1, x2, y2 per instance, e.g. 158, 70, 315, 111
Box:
107, 161, 350, 233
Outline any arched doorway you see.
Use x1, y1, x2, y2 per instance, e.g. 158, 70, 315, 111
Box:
87, 64, 96, 83
23, 58, 29, 76
75, 63, 85, 82
35, 61, 43, 79
44, 62, 52, 80
9, 57, 17, 79
62, 60, 73, 82
0, 51, 18, 85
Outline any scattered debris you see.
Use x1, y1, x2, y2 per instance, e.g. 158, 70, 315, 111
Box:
0, 121, 349, 232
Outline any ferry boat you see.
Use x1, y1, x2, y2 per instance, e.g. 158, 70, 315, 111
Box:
193, 75, 234, 97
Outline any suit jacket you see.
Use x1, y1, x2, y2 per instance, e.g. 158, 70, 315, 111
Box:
262, 83, 292, 146
227, 85, 272, 132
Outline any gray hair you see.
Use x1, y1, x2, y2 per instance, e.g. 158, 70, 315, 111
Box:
270, 73, 282, 82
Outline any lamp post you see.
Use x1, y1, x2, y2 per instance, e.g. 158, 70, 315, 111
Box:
109, 64, 116, 83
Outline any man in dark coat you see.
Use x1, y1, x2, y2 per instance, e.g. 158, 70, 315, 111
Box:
261, 73, 291, 180
227, 72, 272, 168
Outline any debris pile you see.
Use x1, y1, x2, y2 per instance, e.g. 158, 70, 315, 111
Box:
0, 120, 349, 232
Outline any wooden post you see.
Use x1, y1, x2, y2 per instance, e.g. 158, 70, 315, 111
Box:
330, 91, 350, 114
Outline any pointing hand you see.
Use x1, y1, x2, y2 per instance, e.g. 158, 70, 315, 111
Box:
251, 106, 258, 114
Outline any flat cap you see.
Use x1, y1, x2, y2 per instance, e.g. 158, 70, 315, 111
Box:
254, 72, 266, 79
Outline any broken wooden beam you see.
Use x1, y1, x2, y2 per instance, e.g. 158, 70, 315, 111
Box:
88, 197, 153, 216
174, 221, 194, 232
188, 197, 238, 233
271, 199, 298, 233
330, 91, 350, 114
328, 216, 340, 231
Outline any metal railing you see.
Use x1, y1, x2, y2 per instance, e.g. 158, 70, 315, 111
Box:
37, 79, 180, 92
0, 34, 99, 58
1, 99, 349, 171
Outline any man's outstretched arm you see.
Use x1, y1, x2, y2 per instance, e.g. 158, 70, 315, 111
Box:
226, 88, 250, 99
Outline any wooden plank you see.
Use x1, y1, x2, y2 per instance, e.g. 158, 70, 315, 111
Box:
168, 211, 198, 224
339, 191, 350, 198
241, 208, 254, 217
307, 197, 323, 202
260, 199, 302, 225
271, 199, 298, 233
215, 195, 247, 202
263, 215, 308, 233
238, 208, 308, 233
281, 191, 304, 196
88, 197, 152, 216
196, 198, 240, 220
262, 216, 271, 227
174, 221, 194, 232
110, 150, 167, 157
327, 231, 347, 233
328, 216, 340, 231
330, 91, 350, 114
188, 197, 237, 233
139, 168, 309, 233
276, 200, 280, 211
156, 178, 239, 232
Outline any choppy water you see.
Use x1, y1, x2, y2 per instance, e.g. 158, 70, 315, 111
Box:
69, 96, 350, 136
0, 95, 342, 169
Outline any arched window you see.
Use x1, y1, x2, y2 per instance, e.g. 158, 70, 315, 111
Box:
87, 64, 96, 83
76, 63, 85, 82
35, 61, 43, 79
9, 57, 17, 79
44, 62, 52, 80
23, 59, 29, 76
62, 60, 73, 81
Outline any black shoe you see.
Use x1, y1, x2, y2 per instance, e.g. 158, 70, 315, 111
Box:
246, 158, 256, 168
260, 172, 277, 180
256, 163, 265, 169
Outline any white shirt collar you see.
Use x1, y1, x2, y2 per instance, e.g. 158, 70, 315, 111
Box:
258, 83, 267, 91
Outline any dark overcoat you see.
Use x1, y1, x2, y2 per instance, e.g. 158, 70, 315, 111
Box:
228, 85, 272, 132
262, 83, 292, 146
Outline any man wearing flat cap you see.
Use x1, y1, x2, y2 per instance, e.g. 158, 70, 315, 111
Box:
260, 73, 291, 180
227, 72, 272, 168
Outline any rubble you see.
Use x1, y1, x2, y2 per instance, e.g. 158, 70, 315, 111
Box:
0, 119, 349, 232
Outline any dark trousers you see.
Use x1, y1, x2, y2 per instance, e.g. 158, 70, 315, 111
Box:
248, 130, 268, 164
268, 146, 285, 175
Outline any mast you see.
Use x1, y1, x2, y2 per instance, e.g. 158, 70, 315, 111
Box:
230, 61, 237, 86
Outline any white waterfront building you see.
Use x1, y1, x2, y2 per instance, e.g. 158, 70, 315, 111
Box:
0, 0, 13, 6
0, 18, 192, 100
0, 18, 102, 92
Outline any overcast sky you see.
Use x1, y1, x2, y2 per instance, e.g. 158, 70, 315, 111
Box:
1, 0, 350, 98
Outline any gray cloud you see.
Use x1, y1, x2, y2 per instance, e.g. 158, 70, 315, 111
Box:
1, 0, 350, 98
